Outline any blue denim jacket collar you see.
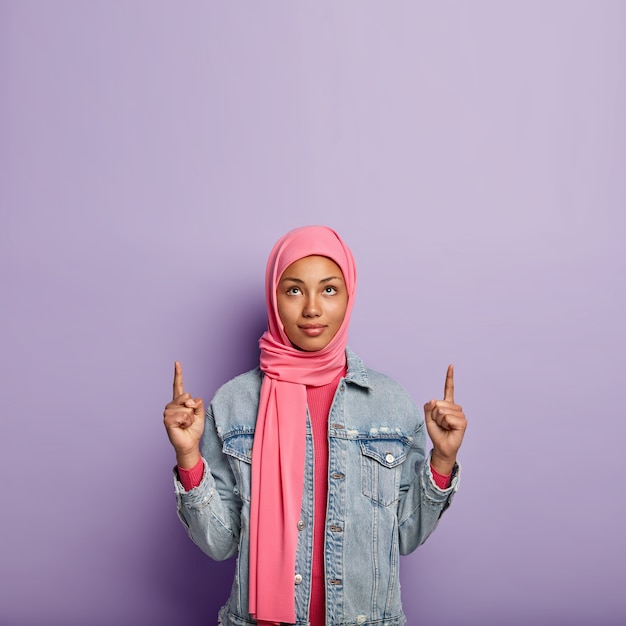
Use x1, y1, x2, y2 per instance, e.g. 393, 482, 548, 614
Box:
344, 347, 372, 389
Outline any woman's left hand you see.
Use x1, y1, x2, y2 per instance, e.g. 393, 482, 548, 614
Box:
424, 365, 467, 476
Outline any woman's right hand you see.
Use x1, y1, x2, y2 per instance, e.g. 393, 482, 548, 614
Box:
163, 361, 205, 469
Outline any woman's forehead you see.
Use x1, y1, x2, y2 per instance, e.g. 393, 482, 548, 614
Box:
279, 255, 343, 278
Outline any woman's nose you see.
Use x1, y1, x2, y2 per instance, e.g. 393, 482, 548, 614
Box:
303, 295, 321, 317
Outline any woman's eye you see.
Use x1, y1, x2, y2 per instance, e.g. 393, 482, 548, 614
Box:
324, 286, 337, 295
287, 287, 301, 295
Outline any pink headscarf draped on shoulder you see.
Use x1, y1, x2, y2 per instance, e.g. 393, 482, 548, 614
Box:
249, 226, 357, 625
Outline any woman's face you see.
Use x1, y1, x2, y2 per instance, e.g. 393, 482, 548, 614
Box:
276, 255, 348, 352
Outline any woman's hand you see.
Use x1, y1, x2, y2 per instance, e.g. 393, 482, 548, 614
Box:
163, 362, 204, 469
424, 365, 467, 476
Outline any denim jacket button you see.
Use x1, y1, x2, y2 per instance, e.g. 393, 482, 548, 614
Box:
294, 574, 303, 585
385, 453, 395, 463
297, 520, 306, 531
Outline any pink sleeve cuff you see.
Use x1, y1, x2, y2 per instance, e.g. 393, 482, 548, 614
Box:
178, 457, 204, 491
430, 463, 452, 490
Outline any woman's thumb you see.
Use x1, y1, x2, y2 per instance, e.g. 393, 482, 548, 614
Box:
193, 398, 205, 419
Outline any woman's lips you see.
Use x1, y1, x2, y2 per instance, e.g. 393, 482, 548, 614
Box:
298, 324, 326, 337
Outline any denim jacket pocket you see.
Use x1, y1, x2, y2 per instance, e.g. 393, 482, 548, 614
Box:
360, 438, 407, 507
223, 432, 254, 503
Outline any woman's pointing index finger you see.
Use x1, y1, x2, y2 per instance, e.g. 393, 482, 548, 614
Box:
444, 364, 454, 402
173, 361, 185, 400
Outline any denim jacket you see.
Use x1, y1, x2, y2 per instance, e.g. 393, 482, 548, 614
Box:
175, 349, 460, 626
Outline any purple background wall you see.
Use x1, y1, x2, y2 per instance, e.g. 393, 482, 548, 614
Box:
1, 2, 624, 625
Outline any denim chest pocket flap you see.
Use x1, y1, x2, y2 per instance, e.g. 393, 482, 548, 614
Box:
222, 432, 254, 502
222, 432, 254, 463
359, 438, 407, 467
360, 438, 408, 507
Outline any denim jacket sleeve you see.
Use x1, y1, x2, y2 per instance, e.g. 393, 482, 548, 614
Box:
173, 406, 242, 561
396, 418, 460, 555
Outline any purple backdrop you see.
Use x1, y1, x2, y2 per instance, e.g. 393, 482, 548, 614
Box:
1, 2, 625, 625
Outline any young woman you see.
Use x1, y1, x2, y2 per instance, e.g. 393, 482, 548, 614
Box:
164, 226, 467, 626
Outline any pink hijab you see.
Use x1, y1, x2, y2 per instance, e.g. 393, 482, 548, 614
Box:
249, 226, 357, 625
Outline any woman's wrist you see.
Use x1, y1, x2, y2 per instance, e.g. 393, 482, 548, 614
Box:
430, 449, 456, 477
176, 447, 201, 470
